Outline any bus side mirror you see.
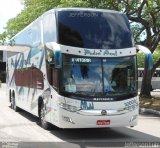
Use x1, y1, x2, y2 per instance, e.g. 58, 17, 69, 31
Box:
54, 49, 62, 68
136, 45, 153, 70
45, 42, 62, 68
45, 42, 53, 50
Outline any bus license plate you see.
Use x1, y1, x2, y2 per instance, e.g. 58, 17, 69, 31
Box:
97, 120, 110, 125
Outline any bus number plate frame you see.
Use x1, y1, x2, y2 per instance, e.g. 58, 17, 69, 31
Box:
97, 120, 110, 125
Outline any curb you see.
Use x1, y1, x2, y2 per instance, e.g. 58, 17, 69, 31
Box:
140, 108, 160, 116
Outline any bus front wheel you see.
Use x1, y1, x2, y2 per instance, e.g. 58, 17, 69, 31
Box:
39, 102, 50, 130
11, 92, 19, 112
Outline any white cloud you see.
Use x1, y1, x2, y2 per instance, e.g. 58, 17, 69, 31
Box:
0, 0, 23, 33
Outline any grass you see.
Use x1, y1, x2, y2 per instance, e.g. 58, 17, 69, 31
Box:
140, 96, 160, 111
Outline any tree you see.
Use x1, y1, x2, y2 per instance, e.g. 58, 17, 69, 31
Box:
1, 0, 61, 42
137, 50, 160, 68
81, 0, 160, 97
0, 31, 7, 45
119, 0, 160, 97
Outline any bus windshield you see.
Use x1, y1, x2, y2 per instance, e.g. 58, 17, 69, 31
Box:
57, 10, 133, 49
62, 55, 137, 98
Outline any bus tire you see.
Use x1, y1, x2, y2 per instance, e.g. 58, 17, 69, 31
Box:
39, 102, 50, 130
9, 90, 12, 103
11, 95, 14, 109
11, 92, 19, 112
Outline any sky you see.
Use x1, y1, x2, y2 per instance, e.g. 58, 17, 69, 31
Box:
0, 0, 23, 34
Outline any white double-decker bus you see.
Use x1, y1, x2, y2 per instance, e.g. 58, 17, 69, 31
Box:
7, 8, 139, 129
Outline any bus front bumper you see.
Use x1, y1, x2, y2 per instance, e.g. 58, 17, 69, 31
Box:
57, 107, 139, 128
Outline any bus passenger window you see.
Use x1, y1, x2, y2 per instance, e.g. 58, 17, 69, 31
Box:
43, 13, 56, 42
32, 67, 44, 89
46, 62, 59, 90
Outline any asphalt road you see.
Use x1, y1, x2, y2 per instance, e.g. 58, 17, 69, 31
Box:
0, 86, 160, 148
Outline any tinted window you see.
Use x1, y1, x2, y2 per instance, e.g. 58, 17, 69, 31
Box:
15, 67, 44, 89
58, 11, 133, 49
14, 19, 41, 47
63, 56, 102, 93
43, 13, 57, 42
62, 55, 137, 98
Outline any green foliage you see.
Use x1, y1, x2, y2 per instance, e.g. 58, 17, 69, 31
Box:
153, 51, 160, 68
137, 52, 145, 68
0, 31, 7, 45
0, 0, 160, 66
0, 0, 159, 96
137, 50, 160, 68
1, 0, 61, 41
58, 0, 89, 7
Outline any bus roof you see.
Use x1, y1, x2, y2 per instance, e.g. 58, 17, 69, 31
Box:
10, 8, 124, 41
48, 7, 123, 14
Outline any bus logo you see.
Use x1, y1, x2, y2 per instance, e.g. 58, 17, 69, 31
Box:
101, 110, 107, 115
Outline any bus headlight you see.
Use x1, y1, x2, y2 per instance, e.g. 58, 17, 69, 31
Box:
59, 103, 80, 112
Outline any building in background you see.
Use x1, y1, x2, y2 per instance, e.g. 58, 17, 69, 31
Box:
0, 46, 19, 83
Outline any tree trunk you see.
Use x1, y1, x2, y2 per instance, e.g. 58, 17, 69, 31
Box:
136, 45, 153, 98
140, 52, 152, 98
140, 67, 152, 98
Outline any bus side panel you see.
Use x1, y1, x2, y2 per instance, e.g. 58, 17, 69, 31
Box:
7, 47, 52, 122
